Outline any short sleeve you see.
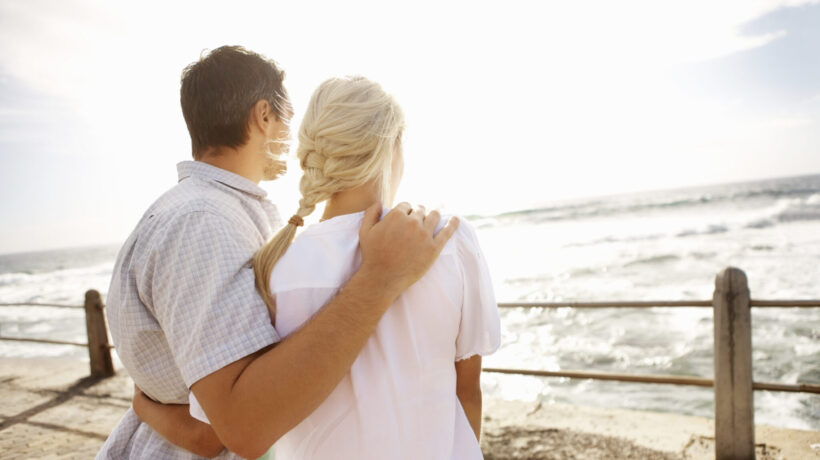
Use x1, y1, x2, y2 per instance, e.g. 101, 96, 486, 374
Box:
454, 221, 501, 361
149, 211, 279, 387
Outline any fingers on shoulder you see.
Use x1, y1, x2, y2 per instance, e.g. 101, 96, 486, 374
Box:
434, 215, 461, 248
423, 209, 442, 232
360, 202, 383, 233
393, 202, 412, 215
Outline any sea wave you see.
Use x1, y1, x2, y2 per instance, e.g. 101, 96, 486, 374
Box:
563, 233, 666, 248
676, 224, 729, 238
0, 262, 113, 303
0, 262, 113, 282
776, 202, 820, 223
479, 174, 820, 227
744, 218, 776, 229
623, 254, 680, 267
743, 195, 820, 229
0, 272, 32, 288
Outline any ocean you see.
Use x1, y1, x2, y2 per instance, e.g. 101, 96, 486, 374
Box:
1, 174, 818, 431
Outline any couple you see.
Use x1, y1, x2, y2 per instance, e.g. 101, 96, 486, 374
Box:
97, 45, 500, 460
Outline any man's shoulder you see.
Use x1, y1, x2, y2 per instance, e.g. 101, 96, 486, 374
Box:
143, 178, 258, 233
152, 177, 238, 216
110, 181, 261, 267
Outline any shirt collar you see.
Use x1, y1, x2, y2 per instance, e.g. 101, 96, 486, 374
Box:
177, 161, 268, 199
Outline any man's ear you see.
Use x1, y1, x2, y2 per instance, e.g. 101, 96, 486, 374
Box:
249, 99, 273, 135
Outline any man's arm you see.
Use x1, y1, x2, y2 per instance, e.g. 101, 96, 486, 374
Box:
192, 203, 459, 459
131, 385, 225, 458
455, 355, 483, 441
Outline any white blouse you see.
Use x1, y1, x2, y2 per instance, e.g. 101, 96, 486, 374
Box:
191, 211, 500, 459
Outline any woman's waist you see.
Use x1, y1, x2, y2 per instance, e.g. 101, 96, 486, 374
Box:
278, 382, 460, 457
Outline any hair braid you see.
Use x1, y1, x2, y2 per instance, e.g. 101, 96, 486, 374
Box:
252, 76, 405, 318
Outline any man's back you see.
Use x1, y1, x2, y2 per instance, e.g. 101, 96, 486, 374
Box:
98, 161, 280, 459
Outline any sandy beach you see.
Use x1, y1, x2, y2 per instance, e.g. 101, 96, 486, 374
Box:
1, 357, 818, 459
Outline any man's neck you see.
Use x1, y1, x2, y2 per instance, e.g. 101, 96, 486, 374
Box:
198, 146, 263, 183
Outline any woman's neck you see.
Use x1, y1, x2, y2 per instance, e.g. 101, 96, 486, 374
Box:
322, 183, 383, 221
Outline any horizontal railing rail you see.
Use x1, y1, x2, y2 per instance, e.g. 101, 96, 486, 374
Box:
498, 300, 713, 308
0, 302, 84, 309
492, 296, 820, 396
0, 336, 89, 347
750, 299, 820, 307
498, 300, 820, 308
0, 335, 116, 349
482, 368, 820, 394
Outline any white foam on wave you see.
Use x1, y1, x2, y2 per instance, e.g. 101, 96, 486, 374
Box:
0, 262, 113, 303
0, 341, 89, 359
623, 254, 680, 267
0, 272, 32, 287
806, 193, 820, 205
743, 195, 820, 229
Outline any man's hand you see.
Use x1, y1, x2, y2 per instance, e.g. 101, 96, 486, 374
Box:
132, 384, 225, 458
358, 202, 459, 302
132, 384, 148, 417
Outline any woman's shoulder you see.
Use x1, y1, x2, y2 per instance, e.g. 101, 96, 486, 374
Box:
270, 220, 360, 292
434, 213, 481, 255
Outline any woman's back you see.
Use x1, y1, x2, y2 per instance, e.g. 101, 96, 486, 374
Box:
270, 211, 499, 460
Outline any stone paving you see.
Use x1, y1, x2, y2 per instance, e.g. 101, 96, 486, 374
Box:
0, 358, 131, 459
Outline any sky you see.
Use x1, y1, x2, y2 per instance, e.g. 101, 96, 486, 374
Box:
0, 0, 819, 254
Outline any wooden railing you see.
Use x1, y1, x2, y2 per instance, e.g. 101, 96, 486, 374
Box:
0, 290, 114, 378
1, 266, 818, 458
485, 267, 820, 459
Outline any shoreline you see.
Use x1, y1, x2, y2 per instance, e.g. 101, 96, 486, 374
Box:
1, 357, 818, 459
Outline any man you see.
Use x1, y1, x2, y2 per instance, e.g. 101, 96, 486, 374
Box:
97, 46, 458, 459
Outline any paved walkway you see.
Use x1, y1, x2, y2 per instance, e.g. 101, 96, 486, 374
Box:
0, 358, 130, 459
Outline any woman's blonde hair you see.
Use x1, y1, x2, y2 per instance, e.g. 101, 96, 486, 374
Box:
252, 76, 405, 317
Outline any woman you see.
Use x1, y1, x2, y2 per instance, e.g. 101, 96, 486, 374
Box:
135, 76, 500, 459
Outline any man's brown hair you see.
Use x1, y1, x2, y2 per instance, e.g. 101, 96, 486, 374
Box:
180, 46, 288, 158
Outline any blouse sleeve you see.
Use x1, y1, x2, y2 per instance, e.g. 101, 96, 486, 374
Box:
454, 221, 501, 361
188, 392, 210, 424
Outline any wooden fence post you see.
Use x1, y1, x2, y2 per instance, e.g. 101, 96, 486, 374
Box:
712, 267, 754, 459
84, 289, 114, 378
